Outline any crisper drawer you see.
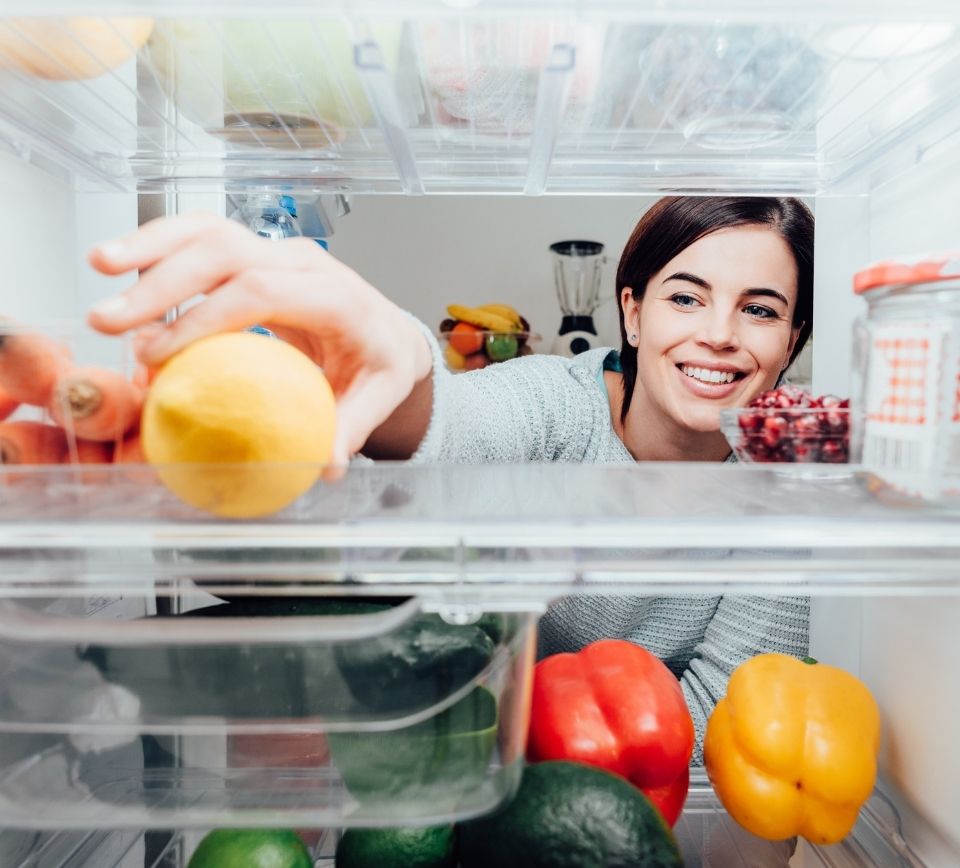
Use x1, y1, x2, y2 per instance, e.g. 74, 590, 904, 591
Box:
0, 592, 536, 829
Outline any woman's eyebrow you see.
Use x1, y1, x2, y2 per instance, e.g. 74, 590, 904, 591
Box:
662, 271, 711, 290
743, 287, 789, 305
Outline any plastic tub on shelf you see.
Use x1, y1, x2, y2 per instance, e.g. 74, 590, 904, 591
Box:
0, 590, 537, 829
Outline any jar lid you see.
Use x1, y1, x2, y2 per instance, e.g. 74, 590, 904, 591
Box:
854, 253, 960, 293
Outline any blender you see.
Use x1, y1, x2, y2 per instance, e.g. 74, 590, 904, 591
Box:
549, 240, 606, 357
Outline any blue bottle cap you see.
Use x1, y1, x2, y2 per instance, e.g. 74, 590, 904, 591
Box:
246, 325, 275, 338
278, 195, 297, 217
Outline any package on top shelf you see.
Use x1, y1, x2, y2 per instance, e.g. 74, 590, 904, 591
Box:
645, 25, 823, 150
417, 18, 603, 133
0, 16, 154, 80
146, 17, 403, 148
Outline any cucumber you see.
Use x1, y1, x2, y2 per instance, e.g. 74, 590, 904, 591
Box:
81, 597, 500, 719
327, 686, 498, 804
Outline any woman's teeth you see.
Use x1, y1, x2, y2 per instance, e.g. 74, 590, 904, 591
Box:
681, 365, 737, 385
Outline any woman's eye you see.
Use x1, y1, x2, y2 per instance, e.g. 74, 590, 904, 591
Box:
670, 293, 700, 308
744, 303, 778, 319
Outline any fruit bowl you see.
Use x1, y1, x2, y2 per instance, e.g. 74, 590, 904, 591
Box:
439, 330, 541, 372
720, 405, 850, 464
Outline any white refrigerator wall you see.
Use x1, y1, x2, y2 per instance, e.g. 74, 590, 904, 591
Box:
808, 146, 960, 862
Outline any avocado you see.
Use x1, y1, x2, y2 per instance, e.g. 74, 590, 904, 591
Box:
335, 825, 456, 868
458, 761, 683, 868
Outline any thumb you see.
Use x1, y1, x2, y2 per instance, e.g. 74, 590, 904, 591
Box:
331, 370, 410, 461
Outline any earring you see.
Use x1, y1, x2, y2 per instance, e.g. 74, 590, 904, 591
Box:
629, 333, 638, 346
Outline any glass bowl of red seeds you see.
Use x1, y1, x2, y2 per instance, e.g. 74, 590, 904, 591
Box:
720, 386, 850, 465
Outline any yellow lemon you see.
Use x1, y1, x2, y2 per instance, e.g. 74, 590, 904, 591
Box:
142, 332, 336, 518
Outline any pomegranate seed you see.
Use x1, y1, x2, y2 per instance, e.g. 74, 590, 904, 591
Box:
762, 415, 789, 448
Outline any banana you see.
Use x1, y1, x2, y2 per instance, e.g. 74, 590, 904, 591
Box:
477, 303, 523, 330
446, 304, 517, 333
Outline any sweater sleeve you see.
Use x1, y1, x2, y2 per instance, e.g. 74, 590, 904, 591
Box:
409, 322, 601, 464
680, 594, 810, 764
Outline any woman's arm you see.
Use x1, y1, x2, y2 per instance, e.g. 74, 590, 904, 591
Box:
680, 594, 810, 763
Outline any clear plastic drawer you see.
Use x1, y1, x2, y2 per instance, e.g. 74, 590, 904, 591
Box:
0, 591, 536, 829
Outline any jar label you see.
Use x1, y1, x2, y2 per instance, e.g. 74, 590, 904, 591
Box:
862, 324, 944, 471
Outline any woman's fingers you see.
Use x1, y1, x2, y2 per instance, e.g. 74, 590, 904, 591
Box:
131, 275, 277, 366
88, 222, 325, 335
88, 212, 239, 276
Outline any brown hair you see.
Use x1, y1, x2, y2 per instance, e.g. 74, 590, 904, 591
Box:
616, 196, 814, 423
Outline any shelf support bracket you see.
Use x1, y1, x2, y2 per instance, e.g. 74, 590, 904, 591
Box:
524, 43, 576, 196
355, 41, 424, 195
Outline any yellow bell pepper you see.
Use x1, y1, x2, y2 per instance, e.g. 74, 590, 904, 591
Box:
703, 653, 880, 845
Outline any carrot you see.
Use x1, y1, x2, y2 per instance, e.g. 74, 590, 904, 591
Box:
113, 430, 145, 463
74, 439, 114, 464
49, 366, 143, 442
0, 328, 72, 406
132, 363, 158, 390
0, 385, 17, 421
0, 421, 68, 464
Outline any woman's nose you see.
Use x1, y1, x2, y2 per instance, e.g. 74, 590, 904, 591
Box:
696, 311, 741, 351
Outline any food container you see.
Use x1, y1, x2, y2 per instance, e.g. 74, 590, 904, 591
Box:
720, 406, 850, 464
0, 590, 536, 828
645, 25, 822, 149
147, 18, 403, 148
418, 20, 603, 135
851, 253, 960, 502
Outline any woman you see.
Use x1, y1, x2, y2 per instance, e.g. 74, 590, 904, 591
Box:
88, 195, 813, 758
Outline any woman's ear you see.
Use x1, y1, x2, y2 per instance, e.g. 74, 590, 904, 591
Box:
621, 287, 641, 342
782, 322, 803, 371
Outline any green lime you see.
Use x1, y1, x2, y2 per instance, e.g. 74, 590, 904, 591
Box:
187, 829, 312, 868
485, 333, 519, 362
335, 825, 457, 868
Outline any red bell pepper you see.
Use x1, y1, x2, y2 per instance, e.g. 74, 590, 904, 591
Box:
527, 638, 694, 826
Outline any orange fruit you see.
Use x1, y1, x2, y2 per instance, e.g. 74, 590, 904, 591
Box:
448, 321, 484, 356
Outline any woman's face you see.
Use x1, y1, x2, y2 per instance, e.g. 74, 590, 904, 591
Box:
623, 225, 801, 434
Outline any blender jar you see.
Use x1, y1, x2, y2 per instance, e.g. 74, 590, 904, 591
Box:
550, 240, 606, 357
852, 254, 960, 501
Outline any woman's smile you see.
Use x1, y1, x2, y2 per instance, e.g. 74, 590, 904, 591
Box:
674, 362, 747, 399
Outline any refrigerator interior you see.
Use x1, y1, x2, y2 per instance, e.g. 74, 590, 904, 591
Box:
1, 2, 960, 866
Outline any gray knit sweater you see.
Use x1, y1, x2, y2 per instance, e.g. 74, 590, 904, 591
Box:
409, 331, 809, 763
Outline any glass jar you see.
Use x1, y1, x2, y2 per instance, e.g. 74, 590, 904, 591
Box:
852, 254, 960, 501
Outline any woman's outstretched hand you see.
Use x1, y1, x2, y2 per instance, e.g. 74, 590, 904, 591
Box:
88, 213, 434, 473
